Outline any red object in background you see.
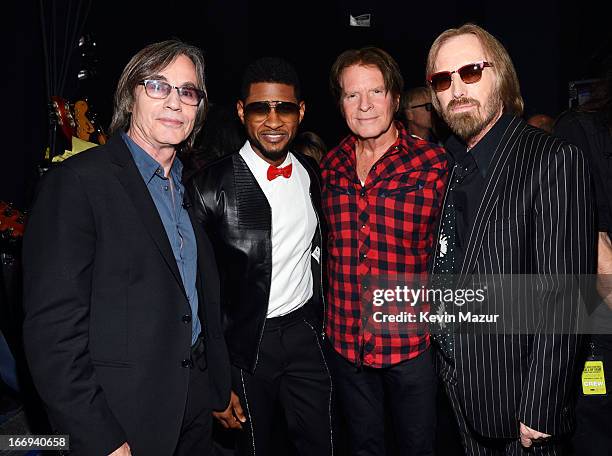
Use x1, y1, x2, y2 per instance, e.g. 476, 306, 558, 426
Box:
0, 201, 26, 241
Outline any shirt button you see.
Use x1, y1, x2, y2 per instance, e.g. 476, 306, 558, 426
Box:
164, 185, 169, 191
364, 353, 374, 364
360, 190, 366, 197
361, 224, 366, 230
181, 359, 193, 368
182, 314, 192, 323
361, 253, 367, 260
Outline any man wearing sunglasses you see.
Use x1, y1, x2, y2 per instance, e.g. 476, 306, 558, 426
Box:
321, 47, 447, 455
22, 41, 231, 455
190, 57, 333, 455
427, 24, 594, 455
401, 86, 436, 142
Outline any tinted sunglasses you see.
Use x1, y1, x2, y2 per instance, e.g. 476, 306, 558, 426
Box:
243, 100, 301, 120
139, 79, 205, 106
408, 102, 432, 112
428, 61, 493, 92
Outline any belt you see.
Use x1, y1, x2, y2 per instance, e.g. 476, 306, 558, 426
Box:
265, 301, 312, 331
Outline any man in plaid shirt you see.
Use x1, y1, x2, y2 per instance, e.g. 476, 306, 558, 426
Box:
321, 47, 448, 455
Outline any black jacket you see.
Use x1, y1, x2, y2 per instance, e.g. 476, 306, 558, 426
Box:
190, 150, 326, 373
22, 134, 231, 455
432, 117, 594, 438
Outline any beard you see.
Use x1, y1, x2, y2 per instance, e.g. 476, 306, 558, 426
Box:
441, 91, 503, 142
248, 134, 293, 163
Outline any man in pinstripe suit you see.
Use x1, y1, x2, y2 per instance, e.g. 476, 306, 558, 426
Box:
426, 24, 595, 454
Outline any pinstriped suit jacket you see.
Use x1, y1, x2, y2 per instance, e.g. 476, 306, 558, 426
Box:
433, 116, 596, 439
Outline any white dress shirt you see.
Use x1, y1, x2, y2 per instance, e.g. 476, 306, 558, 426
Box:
240, 141, 317, 317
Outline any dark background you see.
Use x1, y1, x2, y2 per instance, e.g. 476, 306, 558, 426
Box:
5, 0, 611, 209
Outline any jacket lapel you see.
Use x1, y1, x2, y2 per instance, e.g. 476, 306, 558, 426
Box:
108, 134, 186, 295
459, 116, 526, 275
232, 154, 271, 230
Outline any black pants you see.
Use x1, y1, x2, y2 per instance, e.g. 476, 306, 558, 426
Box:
174, 337, 213, 456
438, 353, 561, 456
235, 308, 333, 456
328, 346, 436, 456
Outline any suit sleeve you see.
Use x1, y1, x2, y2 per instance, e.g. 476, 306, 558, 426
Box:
22, 165, 126, 455
518, 142, 595, 435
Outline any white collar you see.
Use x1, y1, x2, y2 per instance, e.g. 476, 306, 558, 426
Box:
240, 140, 293, 181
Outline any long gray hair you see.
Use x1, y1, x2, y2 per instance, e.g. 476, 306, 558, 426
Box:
109, 40, 208, 149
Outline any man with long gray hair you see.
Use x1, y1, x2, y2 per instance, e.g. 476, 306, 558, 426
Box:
427, 24, 594, 454
23, 40, 230, 455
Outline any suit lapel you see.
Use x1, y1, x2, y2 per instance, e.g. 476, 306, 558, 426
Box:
459, 116, 526, 275
186, 200, 218, 325
108, 134, 186, 295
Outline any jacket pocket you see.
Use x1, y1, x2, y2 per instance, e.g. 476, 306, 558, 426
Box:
91, 359, 134, 368
378, 184, 423, 197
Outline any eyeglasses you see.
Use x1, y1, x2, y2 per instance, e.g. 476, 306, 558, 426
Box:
408, 102, 432, 112
138, 79, 205, 106
428, 61, 493, 92
243, 100, 301, 120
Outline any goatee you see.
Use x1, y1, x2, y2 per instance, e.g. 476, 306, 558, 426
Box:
442, 93, 502, 142
249, 136, 291, 163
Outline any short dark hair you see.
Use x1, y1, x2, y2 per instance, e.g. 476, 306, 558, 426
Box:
329, 47, 404, 108
240, 57, 301, 100
109, 40, 208, 149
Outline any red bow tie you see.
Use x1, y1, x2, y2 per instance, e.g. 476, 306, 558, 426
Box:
267, 163, 292, 181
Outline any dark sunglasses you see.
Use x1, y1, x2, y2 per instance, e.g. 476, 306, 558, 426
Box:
408, 102, 432, 112
243, 100, 301, 120
428, 61, 493, 92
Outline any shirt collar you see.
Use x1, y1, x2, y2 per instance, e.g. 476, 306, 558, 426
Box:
445, 113, 513, 178
338, 121, 409, 159
239, 140, 292, 181
122, 132, 183, 183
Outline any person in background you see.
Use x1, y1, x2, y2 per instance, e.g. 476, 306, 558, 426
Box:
527, 113, 555, 133
292, 131, 327, 163
401, 86, 436, 141
22, 40, 230, 456
553, 57, 612, 456
322, 46, 447, 455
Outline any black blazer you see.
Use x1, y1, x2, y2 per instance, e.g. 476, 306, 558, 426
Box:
190, 151, 325, 374
22, 134, 230, 456
433, 116, 595, 438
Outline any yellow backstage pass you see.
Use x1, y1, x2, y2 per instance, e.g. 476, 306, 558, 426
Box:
581, 343, 606, 396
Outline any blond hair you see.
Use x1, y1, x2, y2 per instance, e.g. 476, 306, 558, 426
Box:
426, 23, 523, 116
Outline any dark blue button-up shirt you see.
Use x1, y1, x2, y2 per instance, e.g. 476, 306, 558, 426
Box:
123, 133, 201, 344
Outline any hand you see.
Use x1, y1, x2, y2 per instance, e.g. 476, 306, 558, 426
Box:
596, 232, 612, 310
212, 390, 246, 430
519, 422, 551, 448
108, 442, 131, 456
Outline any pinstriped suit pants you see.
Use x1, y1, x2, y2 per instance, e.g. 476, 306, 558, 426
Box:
439, 355, 562, 456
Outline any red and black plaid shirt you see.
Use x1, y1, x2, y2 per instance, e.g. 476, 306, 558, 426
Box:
321, 122, 448, 368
